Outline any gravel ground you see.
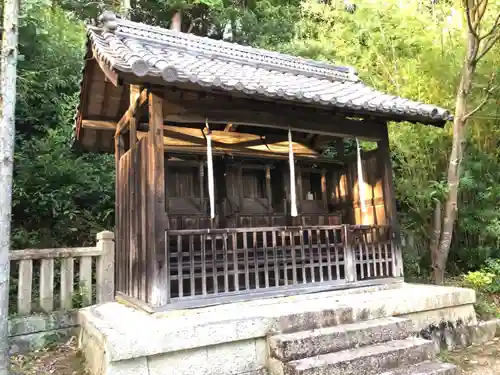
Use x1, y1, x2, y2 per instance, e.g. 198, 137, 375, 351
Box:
447, 337, 500, 375
10, 337, 86, 375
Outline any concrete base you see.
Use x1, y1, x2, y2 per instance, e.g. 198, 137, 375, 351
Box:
78, 283, 476, 375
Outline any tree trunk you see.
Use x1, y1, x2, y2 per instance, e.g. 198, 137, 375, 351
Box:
431, 32, 476, 284
171, 11, 182, 32
0, 0, 19, 372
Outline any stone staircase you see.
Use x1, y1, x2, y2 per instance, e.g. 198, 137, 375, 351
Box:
267, 317, 457, 375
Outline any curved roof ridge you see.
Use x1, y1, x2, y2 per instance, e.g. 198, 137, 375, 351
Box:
95, 11, 359, 83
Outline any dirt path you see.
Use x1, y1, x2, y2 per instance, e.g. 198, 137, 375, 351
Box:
10, 337, 86, 375
447, 338, 500, 375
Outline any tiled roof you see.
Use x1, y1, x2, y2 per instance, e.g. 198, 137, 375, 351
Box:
88, 11, 452, 125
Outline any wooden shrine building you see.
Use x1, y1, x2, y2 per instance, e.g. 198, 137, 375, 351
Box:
73, 12, 451, 311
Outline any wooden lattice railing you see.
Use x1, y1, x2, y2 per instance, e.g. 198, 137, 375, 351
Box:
9, 231, 114, 316
164, 224, 401, 303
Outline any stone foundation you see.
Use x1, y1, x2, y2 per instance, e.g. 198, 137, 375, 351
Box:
78, 283, 477, 375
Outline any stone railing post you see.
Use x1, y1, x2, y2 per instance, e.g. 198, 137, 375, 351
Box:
96, 231, 115, 303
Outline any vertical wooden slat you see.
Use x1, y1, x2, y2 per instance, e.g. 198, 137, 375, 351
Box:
232, 233, 239, 292
60, 258, 74, 310
177, 235, 183, 298
317, 229, 324, 282
359, 242, 365, 280
324, 229, 333, 281
390, 240, 398, 277
223, 233, 229, 293
263, 231, 270, 288
299, 229, 307, 283
18, 260, 33, 315
290, 231, 297, 284
189, 234, 195, 296
40, 259, 54, 312
79, 256, 92, 306
272, 230, 279, 287
201, 234, 207, 295
308, 229, 315, 283
253, 231, 259, 289
377, 230, 384, 277
243, 233, 250, 290
281, 231, 288, 285
212, 235, 218, 294
343, 226, 357, 283
364, 231, 371, 278
384, 242, 390, 276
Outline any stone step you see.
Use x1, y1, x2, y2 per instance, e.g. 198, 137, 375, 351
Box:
269, 317, 411, 361
268, 337, 436, 375
378, 361, 457, 375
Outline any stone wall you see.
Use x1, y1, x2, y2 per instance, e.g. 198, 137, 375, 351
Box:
9, 311, 78, 354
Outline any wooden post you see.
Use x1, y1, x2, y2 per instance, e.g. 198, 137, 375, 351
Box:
129, 85, 140, 300
114, 132, 124, 294
377, 127, 403, 278
343, 225, 357, 283
96, 231, 115, 303
148, 91, 167, 306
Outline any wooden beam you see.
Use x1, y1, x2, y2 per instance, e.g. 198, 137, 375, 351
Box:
159, 90, 386, 141
224, 123, 237, 132
129, 85, 141, 147
115, 87, 148, 137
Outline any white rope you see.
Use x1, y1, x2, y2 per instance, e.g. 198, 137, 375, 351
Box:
288, 129, 298, 217
206, 120, 215, 219
356, 138, 367, 219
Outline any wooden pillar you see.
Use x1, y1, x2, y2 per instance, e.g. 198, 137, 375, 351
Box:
377, 126, 403, 278
114, 129, 125, 294
129, 85, 140, 300
147, 91, 167, 306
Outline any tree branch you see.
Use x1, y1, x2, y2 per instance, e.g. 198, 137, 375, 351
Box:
476, 31, 500, 62
464, 77, 498, 119
464, 0, 479, 38
479, 12, 500, 41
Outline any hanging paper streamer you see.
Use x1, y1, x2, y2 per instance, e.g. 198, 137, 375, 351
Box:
206, 120, 215, 219
356, 138, 367, 219
288, 129, 298, 217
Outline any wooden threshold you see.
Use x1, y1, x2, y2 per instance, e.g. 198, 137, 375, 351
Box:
116, 277, 404, 314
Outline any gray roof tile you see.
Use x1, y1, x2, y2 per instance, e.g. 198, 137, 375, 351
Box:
87, 11, 452, 125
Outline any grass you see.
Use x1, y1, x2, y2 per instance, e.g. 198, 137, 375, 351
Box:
10, 337, 86, 375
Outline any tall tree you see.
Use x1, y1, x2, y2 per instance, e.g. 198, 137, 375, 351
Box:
431, 0, 499, 284
0, 0, 20, 372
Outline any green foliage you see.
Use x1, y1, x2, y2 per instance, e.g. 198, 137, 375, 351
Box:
12, 4, 114, 248
463, 258, 500, 294
463, 270, 495, 292
9, 0, 500, 283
